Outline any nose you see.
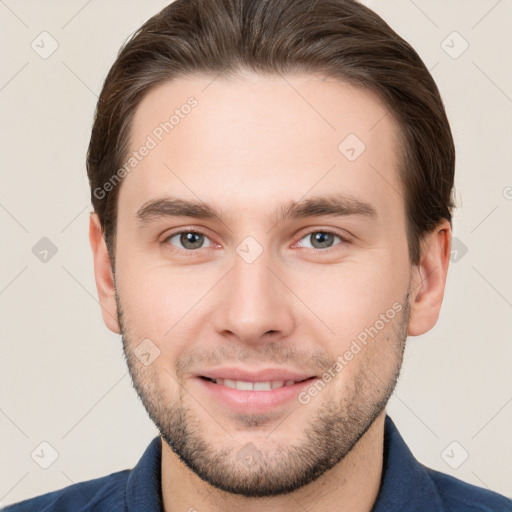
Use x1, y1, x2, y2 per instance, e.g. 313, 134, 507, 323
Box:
211, 249, 296, 346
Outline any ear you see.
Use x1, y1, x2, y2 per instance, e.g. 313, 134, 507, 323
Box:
89, 212, 121, 334
408, 220, 451, 336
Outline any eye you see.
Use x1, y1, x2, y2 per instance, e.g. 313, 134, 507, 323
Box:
162, 228, 348, 254
164, 230, 213, 251
296, 230, 346, 250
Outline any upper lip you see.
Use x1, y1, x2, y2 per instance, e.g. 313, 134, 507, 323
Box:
197, 368, 316, 382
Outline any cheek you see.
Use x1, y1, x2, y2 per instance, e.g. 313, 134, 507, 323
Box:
116, 261, 212, 354
122, 277, 173, 329
319, 307, 407, 402
119, 255, 407, 329
295, 255, 408, 339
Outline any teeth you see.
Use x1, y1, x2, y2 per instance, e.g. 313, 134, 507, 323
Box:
212, 379, 299, 390
236, 380, 254, 391
254, 382, 272, 391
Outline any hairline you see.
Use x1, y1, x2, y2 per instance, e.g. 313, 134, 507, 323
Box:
105, 71, 429, 269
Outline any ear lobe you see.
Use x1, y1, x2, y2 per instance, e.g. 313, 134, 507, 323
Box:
89, 212, 121, 334
407, 220, 451, 336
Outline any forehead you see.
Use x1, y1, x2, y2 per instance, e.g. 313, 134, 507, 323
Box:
119, 73, 403, 225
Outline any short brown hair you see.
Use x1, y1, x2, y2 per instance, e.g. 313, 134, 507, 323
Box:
87, 0, 455, 267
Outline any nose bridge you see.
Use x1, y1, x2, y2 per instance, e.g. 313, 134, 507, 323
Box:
211, 244, 295, 343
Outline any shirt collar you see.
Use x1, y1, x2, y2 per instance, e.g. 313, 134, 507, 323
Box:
371, 415, 445, 511
124, 416, 444, 512
125, 436, 163, 512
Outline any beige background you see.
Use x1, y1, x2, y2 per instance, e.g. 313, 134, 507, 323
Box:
1, 0, 511, 506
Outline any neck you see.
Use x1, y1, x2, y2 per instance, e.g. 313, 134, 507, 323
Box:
161, 411, 385, 512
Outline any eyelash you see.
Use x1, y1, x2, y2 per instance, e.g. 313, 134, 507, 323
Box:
161, 228, 350, 255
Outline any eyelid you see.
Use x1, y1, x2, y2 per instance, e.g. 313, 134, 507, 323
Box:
293, 227, 351, 250
161, 227, 216, 251
161, 226, 352, 253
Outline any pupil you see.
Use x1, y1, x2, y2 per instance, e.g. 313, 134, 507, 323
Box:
182, 232, 203, 249
313, 232, 332, 248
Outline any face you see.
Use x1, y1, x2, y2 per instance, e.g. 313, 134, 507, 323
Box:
112, 73, 413, 497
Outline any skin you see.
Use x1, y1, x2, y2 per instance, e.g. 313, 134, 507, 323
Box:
89, 73, 451, 512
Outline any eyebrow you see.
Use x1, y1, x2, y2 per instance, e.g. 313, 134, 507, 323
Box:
135, 193, 377, 227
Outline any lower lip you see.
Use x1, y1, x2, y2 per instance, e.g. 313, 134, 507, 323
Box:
196, 377, 317, 414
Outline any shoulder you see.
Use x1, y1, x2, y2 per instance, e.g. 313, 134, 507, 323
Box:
425, 466, 512, 512
1, 469, 130, 512
379, 416, 512, 512
2, 436, 162, 512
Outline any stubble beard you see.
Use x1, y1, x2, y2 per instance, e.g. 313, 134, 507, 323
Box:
117, 290, 410, 498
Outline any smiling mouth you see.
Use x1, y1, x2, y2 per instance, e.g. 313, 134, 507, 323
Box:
199, 376, 315, 391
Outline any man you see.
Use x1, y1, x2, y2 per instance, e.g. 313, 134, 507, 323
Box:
4, 0, 511, 510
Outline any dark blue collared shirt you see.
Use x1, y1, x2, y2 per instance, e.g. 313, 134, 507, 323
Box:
3, 416, 511, 511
